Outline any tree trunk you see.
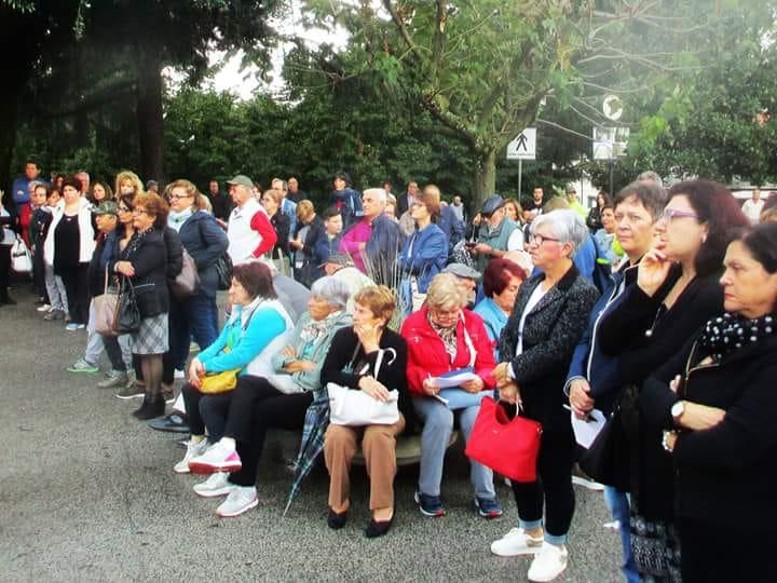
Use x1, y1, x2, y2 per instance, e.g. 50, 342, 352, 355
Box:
135, 46, 165, 183
471, 148, 496, 216
0, 9, 38, 192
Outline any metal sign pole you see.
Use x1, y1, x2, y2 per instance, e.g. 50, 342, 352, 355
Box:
518, 159, 523, 199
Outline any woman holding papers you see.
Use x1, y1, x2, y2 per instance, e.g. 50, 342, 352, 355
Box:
400, 273, 501, 519
490, 210, 598, 583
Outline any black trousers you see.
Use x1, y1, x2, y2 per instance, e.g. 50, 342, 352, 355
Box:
59, 262, 89, 324
511, 430, 576, 539
225, 376, 312, 487
678, 517, 777, 582
0, 245, 11, 301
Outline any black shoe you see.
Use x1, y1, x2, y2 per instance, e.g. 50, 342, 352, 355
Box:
364, 515, 394, 538
135, 395, 165, 421
327, 507, 349, 530
148, 412, 189, 433
132, 394, 151, 419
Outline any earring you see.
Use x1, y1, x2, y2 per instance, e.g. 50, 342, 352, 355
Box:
701, 233, 707, 244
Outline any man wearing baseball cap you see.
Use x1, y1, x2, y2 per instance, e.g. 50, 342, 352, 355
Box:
225, 174, 277, 264
472, 194, 523, 271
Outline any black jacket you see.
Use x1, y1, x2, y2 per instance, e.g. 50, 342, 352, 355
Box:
498, 264, 599, 432
112, 228, 169, 318
643, 331, 777, 531
597, 267, 724, 520
321, 326, 416, 433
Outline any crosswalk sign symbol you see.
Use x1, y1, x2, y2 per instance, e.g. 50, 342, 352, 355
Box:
507, 128, 536, 160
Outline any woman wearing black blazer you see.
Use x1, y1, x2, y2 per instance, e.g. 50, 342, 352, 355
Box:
490, 209, 598, 583
112, 192, 170, 420
641, 224, 777, 582
597, 180, 748, 581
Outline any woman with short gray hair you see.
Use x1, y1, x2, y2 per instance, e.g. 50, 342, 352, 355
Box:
531, 209, 590, 255
180, 276, 353, 518
490, 209, 599, 581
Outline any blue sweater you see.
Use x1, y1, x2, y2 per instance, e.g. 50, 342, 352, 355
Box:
198, 304, 286, 374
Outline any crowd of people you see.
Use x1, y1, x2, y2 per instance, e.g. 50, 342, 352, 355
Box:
2, 163, 777, 582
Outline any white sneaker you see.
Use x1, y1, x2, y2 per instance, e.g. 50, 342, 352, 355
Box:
173, 439, 209, 474
37, 303, 52, 312
527, 543, 568, 582
174, 369, 185, 379
188, 439, 241, 474
193, 472, 234, 498
490, 527, 544, 557
216, 486, 258, 518
572, 475, 605, 491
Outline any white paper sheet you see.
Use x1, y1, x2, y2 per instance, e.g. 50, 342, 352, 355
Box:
569, 408, 607, 449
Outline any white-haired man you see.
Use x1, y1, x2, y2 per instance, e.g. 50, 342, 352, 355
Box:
339, 188, 403, 284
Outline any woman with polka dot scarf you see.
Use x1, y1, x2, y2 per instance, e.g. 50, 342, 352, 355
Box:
642, 223, 777, 581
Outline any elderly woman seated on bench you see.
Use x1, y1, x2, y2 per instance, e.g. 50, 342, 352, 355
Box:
177, 273, 352, 518
400, 273, 502, 519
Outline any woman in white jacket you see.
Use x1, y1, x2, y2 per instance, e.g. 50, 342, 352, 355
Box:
43, 175, 94, 330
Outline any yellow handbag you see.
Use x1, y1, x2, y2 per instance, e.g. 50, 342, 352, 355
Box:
198, 346, 241, 394
199, 369, 240, 394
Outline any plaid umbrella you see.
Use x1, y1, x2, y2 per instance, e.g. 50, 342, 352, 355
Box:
283, 389, 331, 517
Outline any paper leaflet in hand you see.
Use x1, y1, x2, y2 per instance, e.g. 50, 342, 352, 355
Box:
570, 408, 607, 448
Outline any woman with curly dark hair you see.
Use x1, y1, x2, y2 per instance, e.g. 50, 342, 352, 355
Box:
597, 179, 749, 581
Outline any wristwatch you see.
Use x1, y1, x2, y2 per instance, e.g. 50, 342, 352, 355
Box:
671, 400, 685, 423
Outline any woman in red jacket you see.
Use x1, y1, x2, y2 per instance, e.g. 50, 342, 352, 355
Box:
400, 272, 501, 519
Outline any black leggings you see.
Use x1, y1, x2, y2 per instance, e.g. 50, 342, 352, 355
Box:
0, 245, 11, 300
226, 376, 312, 487
180, 376, 313, 487
59, 262, 89, 324
511, 430, 576, 539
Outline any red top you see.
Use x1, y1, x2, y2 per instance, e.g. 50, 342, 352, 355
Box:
250, 209, 277, 257
400, 305, 496, 397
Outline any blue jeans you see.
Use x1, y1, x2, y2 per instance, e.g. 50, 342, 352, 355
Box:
170, 292, 219, 371
604, 486, 639, 583
413, 396, 495, 499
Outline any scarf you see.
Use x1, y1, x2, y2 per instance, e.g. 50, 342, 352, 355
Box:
168, 208, 193, 232
123, 227, 152, 260
428, 310, 458, 362
697, 312, 776, 362
298, 311, 342, 359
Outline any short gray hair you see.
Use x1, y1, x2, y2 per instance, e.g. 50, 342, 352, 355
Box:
310, 276, 350, 310
531, 209, 589, 253
363, 188, 387, 204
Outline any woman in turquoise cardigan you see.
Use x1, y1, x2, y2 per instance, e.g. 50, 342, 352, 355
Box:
474, 257, 527, 360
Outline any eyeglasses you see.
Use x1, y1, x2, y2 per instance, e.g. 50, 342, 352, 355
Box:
131, 208, 150, 215
430, 306, 461, 320
118, 206, 132, 213
529, 234, 561, 246
168, 194, 192, 200
661, 208, 699, 221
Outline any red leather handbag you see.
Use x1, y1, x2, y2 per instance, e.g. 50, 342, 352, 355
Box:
465, 396, 542, 483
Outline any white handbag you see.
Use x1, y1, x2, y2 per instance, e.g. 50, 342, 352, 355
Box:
328, 383, 399, 426
11, 235, 32, 273
328, 347, 400, 426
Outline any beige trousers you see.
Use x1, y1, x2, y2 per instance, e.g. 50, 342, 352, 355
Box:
324, 414, 406, 511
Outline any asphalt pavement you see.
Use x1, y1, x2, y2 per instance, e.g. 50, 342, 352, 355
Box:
0, 289, 622, 582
